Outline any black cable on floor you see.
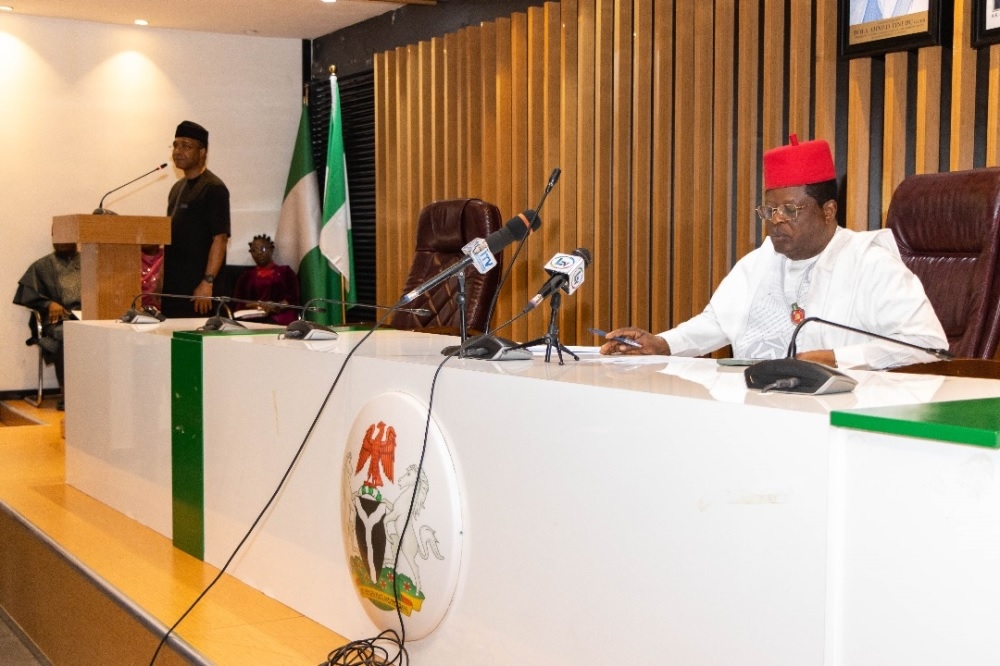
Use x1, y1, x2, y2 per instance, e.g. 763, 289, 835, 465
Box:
149, 312, 394, 666
320, 311, 531, 666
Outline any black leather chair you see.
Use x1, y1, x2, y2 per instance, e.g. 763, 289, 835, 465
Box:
390, 198, 504, 333
887, 167, 1000, 359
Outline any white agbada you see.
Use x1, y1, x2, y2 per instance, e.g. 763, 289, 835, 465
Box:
661, 227, 948, 370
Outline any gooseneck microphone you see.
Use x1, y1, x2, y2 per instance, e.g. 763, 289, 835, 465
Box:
786, 316, 953, 360
94, 163, 169, 215
523, 248, 592, 313
481, 167, 561, 333
118, 293, 328, 325
301, 298, 431, 319
280, 298, 436, 340
397, 210, 542, 306
744, 316, 953, 395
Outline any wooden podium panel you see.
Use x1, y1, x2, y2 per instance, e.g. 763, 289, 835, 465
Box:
53, 214, 171, 320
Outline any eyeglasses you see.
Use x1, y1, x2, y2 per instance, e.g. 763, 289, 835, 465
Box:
756, 203, 807, 222
171, 141, 201, 152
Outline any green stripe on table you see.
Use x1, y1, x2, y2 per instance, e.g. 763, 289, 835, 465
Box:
831, 398, 1000, 449
171, 331, 205, 559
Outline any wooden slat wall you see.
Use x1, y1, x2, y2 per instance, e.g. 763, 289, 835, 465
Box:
374, 1, 1000, 345
992, 45, 1000, 167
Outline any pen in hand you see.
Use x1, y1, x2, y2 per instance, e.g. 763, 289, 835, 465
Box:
588, 327, 643, 349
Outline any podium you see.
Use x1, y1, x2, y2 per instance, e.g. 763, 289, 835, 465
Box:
52, 214, 171, 320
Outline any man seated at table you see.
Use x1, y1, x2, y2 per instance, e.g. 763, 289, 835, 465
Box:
600, 135, 948, 370
13, 241, 82, 408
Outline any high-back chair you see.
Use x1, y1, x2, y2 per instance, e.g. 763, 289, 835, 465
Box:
390, 198, 504, 333
886, 167, 1000, 359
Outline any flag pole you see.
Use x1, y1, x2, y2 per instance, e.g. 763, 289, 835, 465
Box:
330, 65, 346, 326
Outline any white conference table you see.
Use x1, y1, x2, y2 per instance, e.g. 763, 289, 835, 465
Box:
64, 320, 1000, 665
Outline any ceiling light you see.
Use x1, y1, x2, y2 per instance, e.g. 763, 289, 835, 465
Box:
0, 6, 14, 11
321, 0, 337, 3
134, 19, 149, 26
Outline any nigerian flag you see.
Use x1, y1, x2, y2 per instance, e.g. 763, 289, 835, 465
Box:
274, 79, 354, 326
274, 98, 326, 322
318, 73, 356, 324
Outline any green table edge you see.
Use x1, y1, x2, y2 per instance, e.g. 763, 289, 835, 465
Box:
830, 397, 1000, 449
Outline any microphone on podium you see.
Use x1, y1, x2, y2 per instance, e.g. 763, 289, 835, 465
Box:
744, 316, 953, 395
94, 163, 170, 215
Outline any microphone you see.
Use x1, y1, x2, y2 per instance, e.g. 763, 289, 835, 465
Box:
200, 315, 247, 331
482, 167, 561, 333
523, 248, 592, 313
786, 316, 953, 361
204, 297, 334, 331
546, 167, 562, 192
118, 304, 166, 324
300, 298, 431, 319
397, 210, 542, 305
118, 293, 326, 326
744, 316, 953, 395
280, 319, 339, 341
280, 298, 432, 340
94, 163, 169, 215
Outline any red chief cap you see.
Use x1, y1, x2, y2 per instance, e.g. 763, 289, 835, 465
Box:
762, 134, 836, 190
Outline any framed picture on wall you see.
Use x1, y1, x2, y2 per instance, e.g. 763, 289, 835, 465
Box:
972, 0, 1000, 47
839, 0, 947, 59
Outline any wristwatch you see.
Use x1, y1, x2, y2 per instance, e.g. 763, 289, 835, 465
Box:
203, 274, 215, 284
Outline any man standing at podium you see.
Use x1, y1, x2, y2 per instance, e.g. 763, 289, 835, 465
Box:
600, 135, 947, 370
163, 120, 230, 317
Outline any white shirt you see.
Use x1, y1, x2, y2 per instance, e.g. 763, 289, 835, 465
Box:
660, 227, 949, 370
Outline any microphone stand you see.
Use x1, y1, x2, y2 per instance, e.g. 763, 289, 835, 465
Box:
745, 316, 953, 395
788, 316, 953, 360
456, 167, 562, 361
300, 298, 432, 321
456, 271, 469, 355
510, 292, 578, 365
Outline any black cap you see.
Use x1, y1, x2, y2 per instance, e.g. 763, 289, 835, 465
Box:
175, 120, 208, 147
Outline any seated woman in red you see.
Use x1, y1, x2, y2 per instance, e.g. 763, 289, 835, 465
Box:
233, 234, 300, 325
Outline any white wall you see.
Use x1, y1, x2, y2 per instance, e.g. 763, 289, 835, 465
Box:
0, 14, 302, 391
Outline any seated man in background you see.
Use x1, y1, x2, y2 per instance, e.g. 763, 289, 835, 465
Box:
13, 241, 81, 408
601, 135, 948, 370
233, 234, 300, 325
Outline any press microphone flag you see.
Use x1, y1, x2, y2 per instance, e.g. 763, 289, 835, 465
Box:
94, 163, 170, 215
523, 248, 592, 312
398, 210, 542, 305
462, 238, 497, 274
744, 316, 953, 395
